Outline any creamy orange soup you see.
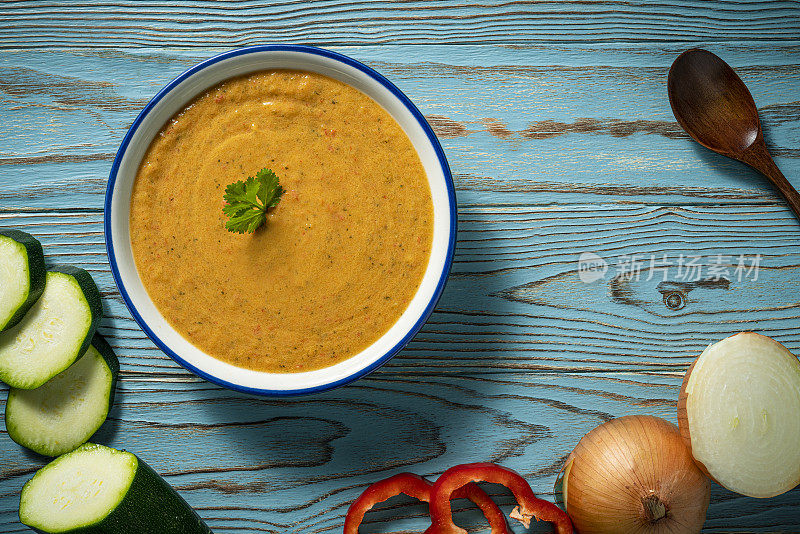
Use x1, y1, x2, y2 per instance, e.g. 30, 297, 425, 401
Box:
130, 70, 433, 373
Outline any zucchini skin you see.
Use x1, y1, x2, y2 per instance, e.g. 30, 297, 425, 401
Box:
0, 229, 46, 332
25, 454, 213, 534
49, 265, 104, 371
89, 332, 120, 412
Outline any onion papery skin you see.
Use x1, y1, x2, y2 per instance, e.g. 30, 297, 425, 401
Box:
678, 332, 800, 498
563, 415, 710, 534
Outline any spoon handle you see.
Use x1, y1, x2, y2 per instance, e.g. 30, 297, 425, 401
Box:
740, 142, 800, 219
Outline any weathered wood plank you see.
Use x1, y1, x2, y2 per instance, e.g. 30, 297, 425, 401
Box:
2, 0, 800, 47
2, 45, 800, 209
1, 373, 798, 532
1, 208, 797, 377
2, 18, 799, 532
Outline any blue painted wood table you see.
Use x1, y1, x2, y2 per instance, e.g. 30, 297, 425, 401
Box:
2, 2, 800, 532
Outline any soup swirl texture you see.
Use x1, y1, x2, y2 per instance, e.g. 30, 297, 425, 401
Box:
130, 70, 433, 373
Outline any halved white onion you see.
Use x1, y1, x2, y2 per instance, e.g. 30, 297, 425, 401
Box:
678, 332, 800, 498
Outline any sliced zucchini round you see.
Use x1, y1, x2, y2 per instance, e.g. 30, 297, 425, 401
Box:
6, 333, 119, 457
19, 443, 213, 534
0, 266, 103, 389
0, 229, 46, 332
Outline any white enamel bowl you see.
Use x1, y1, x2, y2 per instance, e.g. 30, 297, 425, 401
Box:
105, 45, 456, 396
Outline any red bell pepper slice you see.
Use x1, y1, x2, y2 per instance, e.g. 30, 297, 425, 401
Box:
428, 463, 573, 534
344, 472, 511, 534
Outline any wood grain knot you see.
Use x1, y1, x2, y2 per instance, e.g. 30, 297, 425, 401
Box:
662, 291, 686, 310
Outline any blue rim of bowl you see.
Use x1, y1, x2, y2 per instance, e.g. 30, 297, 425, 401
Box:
104, 44, 457, 396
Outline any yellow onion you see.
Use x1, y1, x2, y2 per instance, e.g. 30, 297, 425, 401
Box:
561, 415, 710, 534
678, 332, 800, 498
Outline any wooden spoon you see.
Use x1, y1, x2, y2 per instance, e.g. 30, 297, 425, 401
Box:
667, 48, 800, 218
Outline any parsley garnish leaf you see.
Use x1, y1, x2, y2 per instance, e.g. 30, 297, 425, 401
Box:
223, 168, 284, 234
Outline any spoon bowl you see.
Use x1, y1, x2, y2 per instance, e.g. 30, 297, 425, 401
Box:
668, 49, 761, 156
